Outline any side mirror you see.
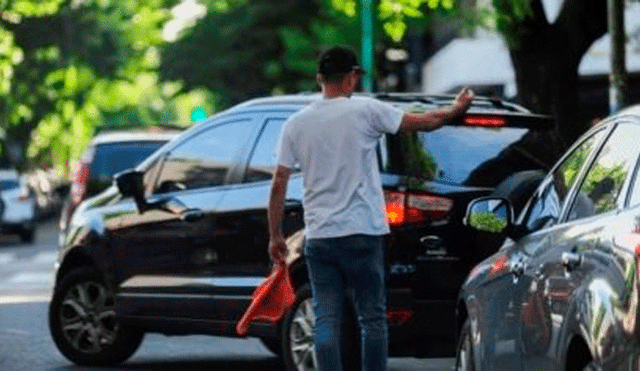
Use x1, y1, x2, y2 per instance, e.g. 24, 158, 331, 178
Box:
114, 169, 147, 212
464, 197, 513, 234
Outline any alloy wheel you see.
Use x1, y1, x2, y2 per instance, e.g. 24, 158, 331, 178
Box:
58, 280, 118, 354
288, 297, 318, 371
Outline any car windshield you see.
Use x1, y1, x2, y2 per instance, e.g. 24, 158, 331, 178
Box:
90, 141, 167, 181
381, 126, 529, 185
0, 180, 19, 191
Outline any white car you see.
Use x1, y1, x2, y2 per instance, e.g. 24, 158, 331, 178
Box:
0, 169, 37, 243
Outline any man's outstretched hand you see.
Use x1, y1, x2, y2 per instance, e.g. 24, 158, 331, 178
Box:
453, 87, 475, 115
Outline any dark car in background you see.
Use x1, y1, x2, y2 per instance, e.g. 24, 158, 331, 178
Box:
59, 128, 181, 234
456, 104, 640, 371
49, 93, 558, 369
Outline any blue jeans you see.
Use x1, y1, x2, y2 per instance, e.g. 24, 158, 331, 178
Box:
305, 234, 387, 371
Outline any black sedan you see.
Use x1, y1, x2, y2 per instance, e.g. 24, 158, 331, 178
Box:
456, 104, 640, 371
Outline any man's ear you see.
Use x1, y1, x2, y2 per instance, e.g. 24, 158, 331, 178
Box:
316, 74, 325, 87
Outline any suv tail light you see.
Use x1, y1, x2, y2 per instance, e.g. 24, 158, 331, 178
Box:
384, 190, 453, 226
70, 160, 90, 205
464, 115, 507, 127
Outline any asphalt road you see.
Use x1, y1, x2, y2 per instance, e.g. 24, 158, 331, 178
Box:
0, 217, 455, 371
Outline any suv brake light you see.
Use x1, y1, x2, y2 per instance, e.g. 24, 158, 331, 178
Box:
70, 161, 90, 205
464, 115, 507, 127
384, 190, 453, 226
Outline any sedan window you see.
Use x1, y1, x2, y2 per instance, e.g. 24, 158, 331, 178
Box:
568, 123, 640, 220
521, 129, 606, 232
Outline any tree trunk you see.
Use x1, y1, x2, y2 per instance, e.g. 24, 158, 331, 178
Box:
510, 24, 581, 156
503, 0, 608, 154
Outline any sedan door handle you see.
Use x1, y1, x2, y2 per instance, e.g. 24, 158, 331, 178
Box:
561, 252, 582, 271
509, 253, 528, 277
509, 260, 526, 277
181, 208, 204, 223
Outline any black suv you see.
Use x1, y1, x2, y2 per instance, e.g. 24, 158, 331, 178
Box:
49, 93, 557, 369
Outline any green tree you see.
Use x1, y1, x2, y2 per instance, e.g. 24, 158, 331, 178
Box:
1, 0, 216, 175
161, 0, 361, 108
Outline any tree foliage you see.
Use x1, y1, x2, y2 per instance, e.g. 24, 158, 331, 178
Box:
0, 0, 214, 175
1, 0, 615, 176
161, 0, 362, 108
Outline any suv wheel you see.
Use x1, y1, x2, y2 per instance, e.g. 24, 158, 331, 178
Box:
49, 267, 143, 366
281, 284, 360, 371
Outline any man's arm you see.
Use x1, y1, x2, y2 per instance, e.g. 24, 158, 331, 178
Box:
267, 165, 292, 263
399, 88, 474, 132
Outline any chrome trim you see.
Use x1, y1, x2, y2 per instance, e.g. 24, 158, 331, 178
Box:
120, 275, 265, 289
117, 293, 252, 300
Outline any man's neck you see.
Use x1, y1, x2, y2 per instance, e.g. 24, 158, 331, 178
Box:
321, 84, 351, 99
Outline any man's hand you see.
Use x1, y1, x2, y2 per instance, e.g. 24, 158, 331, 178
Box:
453, 87, 474, 115
400, 87, 475, 132
267, 165, 292, 264
269, 235, 287, 264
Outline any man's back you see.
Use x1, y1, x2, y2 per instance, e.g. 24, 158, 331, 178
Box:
278, 96, 403, 239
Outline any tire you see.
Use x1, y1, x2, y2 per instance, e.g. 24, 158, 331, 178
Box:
490, 170, 546, 216
49, 267, 143, 366
281, 284, 360, 371
455, 318, 475, 371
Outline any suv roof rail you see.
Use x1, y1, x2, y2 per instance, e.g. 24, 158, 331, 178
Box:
373, 92, 527, 113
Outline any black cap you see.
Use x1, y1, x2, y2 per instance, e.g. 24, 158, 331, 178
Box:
318, 46, 361, 77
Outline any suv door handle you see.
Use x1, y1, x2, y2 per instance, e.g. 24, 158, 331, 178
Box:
562, 252, 582, 271
181, 208, 204, 222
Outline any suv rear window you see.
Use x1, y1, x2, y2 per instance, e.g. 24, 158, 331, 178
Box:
381, 126, 529, 185
90, 141, 166, 181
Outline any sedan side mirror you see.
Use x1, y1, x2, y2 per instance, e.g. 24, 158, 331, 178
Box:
114, 169, 147, 212
464, 197, 513, 234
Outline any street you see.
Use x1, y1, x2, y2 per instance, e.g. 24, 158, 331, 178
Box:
0, 218, 455, 371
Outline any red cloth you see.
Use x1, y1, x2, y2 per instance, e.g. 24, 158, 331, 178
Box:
236, 263, 296, 337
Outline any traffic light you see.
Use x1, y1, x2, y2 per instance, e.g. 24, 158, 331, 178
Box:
190, 107, 207, 122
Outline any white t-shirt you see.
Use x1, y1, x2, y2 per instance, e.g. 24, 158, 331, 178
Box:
276, 96, 404, 239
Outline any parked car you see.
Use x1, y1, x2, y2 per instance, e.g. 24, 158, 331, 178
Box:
0, 169, 37, 243
49, 93, 557, 368
456, 104, 640, 371
59, 128, 182, 234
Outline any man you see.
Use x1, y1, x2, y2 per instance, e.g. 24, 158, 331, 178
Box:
268, 46, 474, 371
